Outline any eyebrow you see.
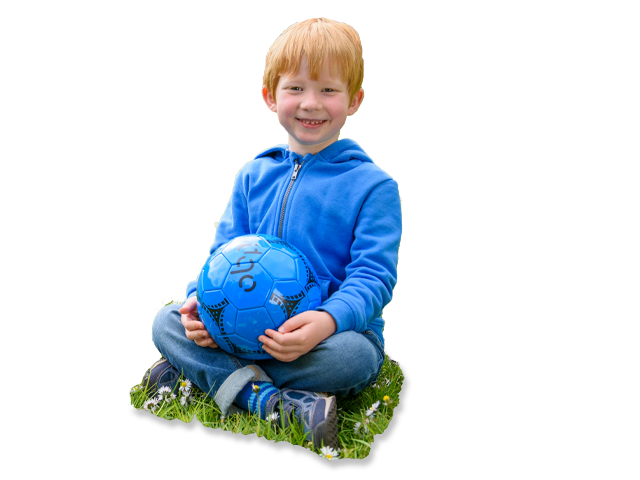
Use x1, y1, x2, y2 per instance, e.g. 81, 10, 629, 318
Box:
282, 77, 340, 85
280, 77, 344, 87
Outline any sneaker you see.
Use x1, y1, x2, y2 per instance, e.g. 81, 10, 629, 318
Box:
141, 357, 181, 396
266, 389, 339, 449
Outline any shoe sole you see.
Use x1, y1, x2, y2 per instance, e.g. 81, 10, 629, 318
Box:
312, 396, 338, 450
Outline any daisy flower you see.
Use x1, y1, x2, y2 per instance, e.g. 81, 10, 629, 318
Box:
145, 400, 157, 412
354, 421, 361, 433
155, 386, 176, 403
158, 386, 171, 395
180, 385, 193, 403
179, 379, 192, 394
266, 412, 279, 422
366, 400, 380, 417
383, 395, 393, 406
319, 446, 340, 461
354, 419, 370, 434
252, 383, 260, 394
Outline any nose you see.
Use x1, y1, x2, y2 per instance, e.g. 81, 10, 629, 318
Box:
299, 91, 322, 111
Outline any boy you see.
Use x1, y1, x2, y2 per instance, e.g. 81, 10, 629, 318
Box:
143, 18, 402, 450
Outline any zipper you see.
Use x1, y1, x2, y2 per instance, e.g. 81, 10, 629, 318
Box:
278, 159, 305, 238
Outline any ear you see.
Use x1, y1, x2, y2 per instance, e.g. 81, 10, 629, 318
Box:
347, 88, 364, 116
262, 85, 276, 111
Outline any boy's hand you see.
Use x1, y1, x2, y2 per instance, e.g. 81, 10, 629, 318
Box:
259, 310, 337, 362
179, 296, 218, 349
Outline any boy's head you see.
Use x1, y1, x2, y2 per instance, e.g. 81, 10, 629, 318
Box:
262, 18, 365, 155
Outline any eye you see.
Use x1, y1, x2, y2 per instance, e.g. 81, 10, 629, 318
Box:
290, 86, 302, 91
323, 88, 334, 92
289, 87, 334, 92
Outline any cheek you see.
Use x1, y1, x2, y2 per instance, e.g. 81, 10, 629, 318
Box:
276, 100, 296, 119
326, 100, 350, 118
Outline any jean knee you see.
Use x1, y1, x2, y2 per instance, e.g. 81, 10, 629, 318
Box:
331, 331, 384, 394
151, 303, 181, 348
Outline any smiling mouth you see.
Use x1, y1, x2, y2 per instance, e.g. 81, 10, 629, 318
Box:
296, 118, 327, 125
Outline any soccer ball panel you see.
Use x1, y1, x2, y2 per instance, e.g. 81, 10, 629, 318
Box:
222, 262, 273, 310
259, 248, 297, 280
235, 307, 276, 341
221, 235, 270, 265
202, 253, 232, 290
265, 280, 310, 326
262, 237, 301, 259
218, 334, 266, 360
295, 257, 320, 298
198, 290, 238, 336
255, 234, 281, 243
307, 286, 322, 306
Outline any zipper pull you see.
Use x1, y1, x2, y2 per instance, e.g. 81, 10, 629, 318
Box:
291, 162, 302, 180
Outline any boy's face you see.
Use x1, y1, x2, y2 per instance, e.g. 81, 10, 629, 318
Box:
263, 56, 364, 156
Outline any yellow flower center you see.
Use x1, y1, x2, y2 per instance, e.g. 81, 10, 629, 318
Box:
326, 454, 332, 459
383, 395, 390, 401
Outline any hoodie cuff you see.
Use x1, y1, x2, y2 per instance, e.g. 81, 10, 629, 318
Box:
317, 297, 356, 335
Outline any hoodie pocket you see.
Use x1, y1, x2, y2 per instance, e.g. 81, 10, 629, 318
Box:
317, 275, 332, 302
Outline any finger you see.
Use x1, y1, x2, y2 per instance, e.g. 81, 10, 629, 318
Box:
263, 337, 290, 354
277, 313, 310, 333
182, 318, 206, 331
194, 337, 212, 347
185, 328, 211, 342
195, 337, 218, 348
258, 335, 274, 351
259, 333, 286, 352
179, 296, 198, 314
260, 329, 289, 346
180, 314, 205, 330
265, 347, 291, 362
261, 345, 285, 361
263, 326, 308, 346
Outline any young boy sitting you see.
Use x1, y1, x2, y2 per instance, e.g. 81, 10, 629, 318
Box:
142, 17, 402, 450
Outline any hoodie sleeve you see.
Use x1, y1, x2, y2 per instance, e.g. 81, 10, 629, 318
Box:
184, 168, 251, 301
317, 178, 402, 334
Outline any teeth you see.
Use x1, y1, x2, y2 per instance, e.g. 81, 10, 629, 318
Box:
300, 119, 324, 124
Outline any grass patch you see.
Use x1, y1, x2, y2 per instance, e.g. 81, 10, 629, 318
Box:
129, 356, 404, 460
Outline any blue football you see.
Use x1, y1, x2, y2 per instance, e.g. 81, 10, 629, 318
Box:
196, 234, 322, 360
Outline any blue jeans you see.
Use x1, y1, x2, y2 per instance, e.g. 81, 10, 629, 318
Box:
151, 304, 385, 415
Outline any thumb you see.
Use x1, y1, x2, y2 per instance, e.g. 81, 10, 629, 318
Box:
179, 296, 198, 314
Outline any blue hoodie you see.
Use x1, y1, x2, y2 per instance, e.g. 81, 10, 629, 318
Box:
186, 138, 402, 348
